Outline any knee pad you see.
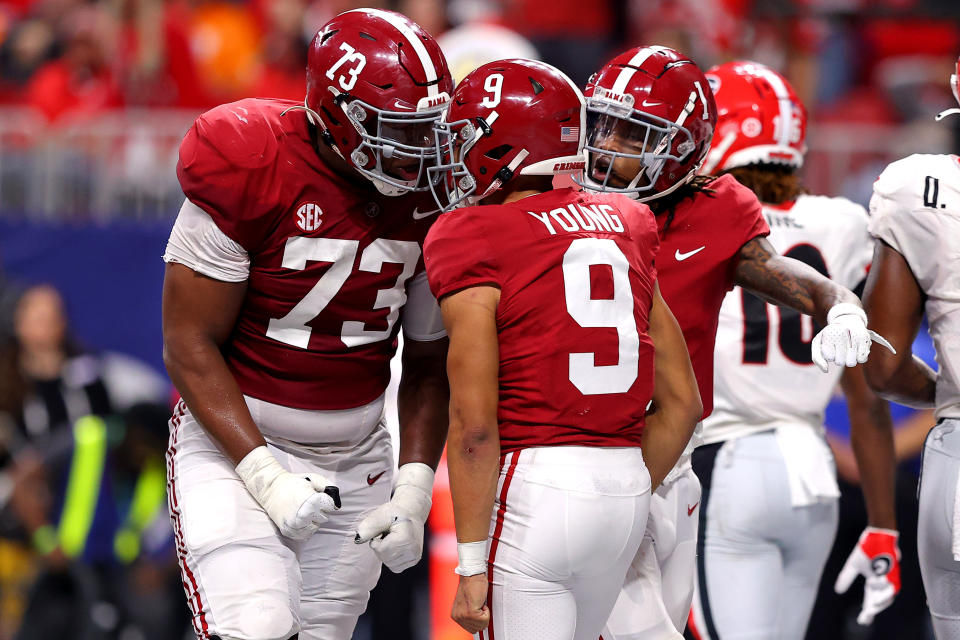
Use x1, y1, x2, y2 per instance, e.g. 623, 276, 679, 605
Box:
218, 600, 297, 640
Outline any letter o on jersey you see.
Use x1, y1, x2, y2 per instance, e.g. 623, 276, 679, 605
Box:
296, 203, 324, 232
549, 207, 579, 232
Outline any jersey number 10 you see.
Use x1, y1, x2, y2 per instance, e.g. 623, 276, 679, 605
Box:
741, 243, 829, 365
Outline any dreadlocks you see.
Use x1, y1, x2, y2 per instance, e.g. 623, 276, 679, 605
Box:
723, 164, 808, 205
649, 174, 718, 236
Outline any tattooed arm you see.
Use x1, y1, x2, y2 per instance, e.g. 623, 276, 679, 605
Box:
734, 236, 861, 324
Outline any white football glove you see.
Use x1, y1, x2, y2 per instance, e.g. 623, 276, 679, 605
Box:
235, 446, 341, 540
354, 462, 434, 573
834, 527, 901, 625
812, 303, 896, 372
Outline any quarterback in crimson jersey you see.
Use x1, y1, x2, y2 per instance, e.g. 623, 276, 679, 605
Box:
424, 59, 701, 640
161, 10, 452, 640
577, 46, 892, 640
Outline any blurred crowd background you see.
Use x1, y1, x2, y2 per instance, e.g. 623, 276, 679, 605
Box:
0, 0, 958, 639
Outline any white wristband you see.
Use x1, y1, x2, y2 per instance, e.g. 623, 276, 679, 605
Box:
827, 302, 867, 325
455, 540, 488, 576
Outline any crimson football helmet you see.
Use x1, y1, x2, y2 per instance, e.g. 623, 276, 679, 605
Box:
428, 59, 586, 211
579, 46, 716, 202
301, 9, 453, 196
936, 55, 960, 121
699, 61, 808, 174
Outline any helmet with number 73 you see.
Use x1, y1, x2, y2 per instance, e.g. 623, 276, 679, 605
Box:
699, 60, 808, 174
429, 59, 586, 211
302, 9, 453, 197
579, 46, 716, 202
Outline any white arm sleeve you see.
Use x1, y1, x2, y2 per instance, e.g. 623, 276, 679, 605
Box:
402, 270, 447, 341
163, 199, 250, 282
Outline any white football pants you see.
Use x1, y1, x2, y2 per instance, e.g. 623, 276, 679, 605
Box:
479, 446, 651, 640
918, 418, 960, 640
688, 432, 838, 640
166, 396, 393, 640
602, 465, 701, 639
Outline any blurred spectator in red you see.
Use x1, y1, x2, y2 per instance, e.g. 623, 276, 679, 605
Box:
25, 6, 122, 123
249, 0, 308, 101
0, 17, 57, 103
115, 0, 211, 109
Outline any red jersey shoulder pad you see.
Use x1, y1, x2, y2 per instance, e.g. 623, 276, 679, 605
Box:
179, 99, 286, 177
177, 99, 301, 250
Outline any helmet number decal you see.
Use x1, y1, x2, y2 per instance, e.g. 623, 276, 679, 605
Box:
693, 81, 710, 120
326, 42, 367, 92
773, 111, 804, 144
480, 73, 504, 109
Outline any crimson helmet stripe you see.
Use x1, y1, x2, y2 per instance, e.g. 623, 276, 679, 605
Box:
611, 45, 671, 95
753, 64, 793, 147
351, 8, 439, 96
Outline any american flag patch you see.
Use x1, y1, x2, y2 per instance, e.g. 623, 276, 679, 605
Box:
560, 126, 579, 142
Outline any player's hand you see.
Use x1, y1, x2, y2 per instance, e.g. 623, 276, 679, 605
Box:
834, 527, 901, 625
354, 462, 434, 573
452, 573, 490, 634
812, 303, 896, 372
235, 446, 340, 540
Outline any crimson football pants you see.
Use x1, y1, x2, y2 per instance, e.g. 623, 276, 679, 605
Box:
478, 446, 650, 640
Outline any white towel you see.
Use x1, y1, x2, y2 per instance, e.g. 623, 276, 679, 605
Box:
775, 423, 841, 507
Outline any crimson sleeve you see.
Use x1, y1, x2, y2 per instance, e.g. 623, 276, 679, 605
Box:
176, 102, 280, 252
732, 178, 771, 246
423, 207, 501, 301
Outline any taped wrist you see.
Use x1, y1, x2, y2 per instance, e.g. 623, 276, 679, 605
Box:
455, 540, 488, 576
393, 462, 434, 523
235, 446, 284, 505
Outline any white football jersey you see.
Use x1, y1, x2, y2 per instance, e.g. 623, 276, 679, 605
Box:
701, 194, 873, 445
869, 153, 960, 420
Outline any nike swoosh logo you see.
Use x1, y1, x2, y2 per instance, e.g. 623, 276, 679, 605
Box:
412, 207, 438, 220
641, 99, 662, 107
675, 246, 705, 261
688, 502, 699, 516
367, 471, 386, 486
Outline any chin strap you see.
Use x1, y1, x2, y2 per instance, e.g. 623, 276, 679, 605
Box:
936, 108, 960, 121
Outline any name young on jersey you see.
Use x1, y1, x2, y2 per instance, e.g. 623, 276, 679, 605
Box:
527, 203, 626, 235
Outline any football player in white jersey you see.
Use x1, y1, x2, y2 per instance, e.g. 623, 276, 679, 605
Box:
687, 61, 901, 639
863, 55, 960, 640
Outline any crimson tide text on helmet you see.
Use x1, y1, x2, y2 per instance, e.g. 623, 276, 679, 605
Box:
302, 8, 453, 196
700, 60, 808, 175
429, 59, 586, 211
935, 55, 960, 121
579, 46, 717, 202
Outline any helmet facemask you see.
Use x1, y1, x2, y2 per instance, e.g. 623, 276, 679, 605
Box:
334, 90, 451, 196
577, 93, 699, 202
428, 112, 529, 211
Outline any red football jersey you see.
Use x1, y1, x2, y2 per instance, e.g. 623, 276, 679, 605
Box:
424, 188, 660, 453
654, 174, 769, 417
177, 98, 438, 410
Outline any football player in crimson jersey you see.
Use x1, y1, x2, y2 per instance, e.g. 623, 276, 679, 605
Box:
576, 47, 893, 640
864, 56, 960, 640
161, 9, 453, 640
423, 59, 703, 640
688, 61, 900, 639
